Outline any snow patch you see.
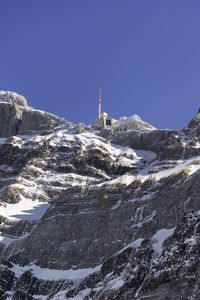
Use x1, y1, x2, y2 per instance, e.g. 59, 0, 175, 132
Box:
117, 237, 144, 254
0, 138, 7, 144
151, 228, 175, 255
11, 263, 101, 281
135, 150, 157, 163
109, 276, 125, 290
0, 196, 50, 221
132, 238, 144, 248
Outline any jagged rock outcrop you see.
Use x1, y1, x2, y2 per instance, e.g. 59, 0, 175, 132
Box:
0, 91, 28, 107
112, 115, 156, 132
187, 108, 200, 129
0, 101, 22, 137
18, 108, 68, 135
0, 91, 69, 137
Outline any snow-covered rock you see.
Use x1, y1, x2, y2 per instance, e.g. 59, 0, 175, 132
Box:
113, 114, 156, 131
0, 90, 27, 107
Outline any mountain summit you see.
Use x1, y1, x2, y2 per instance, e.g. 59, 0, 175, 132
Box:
0, 91, 69, 137
0, 92, 200, 299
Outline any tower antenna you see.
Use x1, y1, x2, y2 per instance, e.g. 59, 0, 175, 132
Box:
98, 88, 102, 118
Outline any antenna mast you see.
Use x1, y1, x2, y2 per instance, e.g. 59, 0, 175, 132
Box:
98, 88, 102, 118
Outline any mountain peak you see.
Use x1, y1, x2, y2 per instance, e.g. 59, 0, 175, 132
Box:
112, 114, 156, 132
0, 90, 70, 137
0, 90, 28, 107
187, 109, 200, 129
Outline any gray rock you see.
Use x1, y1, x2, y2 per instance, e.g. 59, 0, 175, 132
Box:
0, 90, 27, 107
0, 102, 22, 137
0, 91, 70, 137
18, 108, 67, 135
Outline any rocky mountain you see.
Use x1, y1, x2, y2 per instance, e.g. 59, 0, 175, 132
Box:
0, 91, 200, 299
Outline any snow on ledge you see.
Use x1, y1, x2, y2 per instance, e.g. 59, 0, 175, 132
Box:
117, 237, 144, 255
11, 263, 102, 281
0, 196, 50, 221
0, 138, 7, 145
109, 276, 125, 290
151, 227, 175, 255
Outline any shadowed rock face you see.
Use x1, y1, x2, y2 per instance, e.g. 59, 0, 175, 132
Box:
1, 95, 200, 299
0, 91, 69, 137
0, 103, 22, 137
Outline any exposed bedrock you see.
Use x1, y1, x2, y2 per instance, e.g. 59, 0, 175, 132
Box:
0, 91, 69, 137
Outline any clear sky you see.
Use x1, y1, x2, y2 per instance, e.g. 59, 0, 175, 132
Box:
0, 1, 200, 129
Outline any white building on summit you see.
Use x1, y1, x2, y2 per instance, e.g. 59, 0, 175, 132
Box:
95, 88, 117, 126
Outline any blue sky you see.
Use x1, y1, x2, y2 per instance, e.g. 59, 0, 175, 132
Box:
0, 0, 200, 129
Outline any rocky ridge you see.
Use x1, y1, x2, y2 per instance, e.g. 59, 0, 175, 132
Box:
0, 91, 200, 299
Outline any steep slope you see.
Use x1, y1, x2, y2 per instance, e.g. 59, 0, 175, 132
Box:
0, 93, 200, 299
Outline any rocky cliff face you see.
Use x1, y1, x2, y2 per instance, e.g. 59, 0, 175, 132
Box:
0, 91, 70, 137
0, 92, 200, 299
